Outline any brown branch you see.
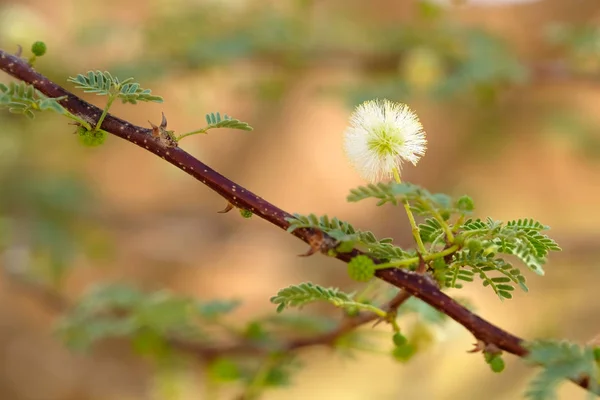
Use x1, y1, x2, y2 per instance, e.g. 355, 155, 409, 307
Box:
0, 49, 596, 393
3, 268, 411, 359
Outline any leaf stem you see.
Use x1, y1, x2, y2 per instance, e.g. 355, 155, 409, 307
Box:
341, 302, 387, 318
375, 244, 459, 270
392, 167, 428, 256
422, 201, 455, 244
63, 110, 92, 130
177, 129, 209, 142
95, 94, 116, 132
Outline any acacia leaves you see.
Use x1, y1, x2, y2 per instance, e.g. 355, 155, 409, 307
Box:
524, 340, 599, 399
67, 71, 163, 104
58, 284, 241, 351
287, 182, 560, 301
0, 81, 66, 118
270, 282, 386, 317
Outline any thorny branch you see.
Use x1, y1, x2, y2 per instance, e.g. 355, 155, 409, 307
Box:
0, 49, 596, 393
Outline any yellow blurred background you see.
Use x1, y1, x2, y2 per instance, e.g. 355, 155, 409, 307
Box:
1, 0, 599, 399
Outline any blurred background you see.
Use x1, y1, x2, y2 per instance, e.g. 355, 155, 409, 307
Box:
1, 0, 600, 399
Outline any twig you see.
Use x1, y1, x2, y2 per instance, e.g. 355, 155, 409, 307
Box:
0, 49, 595, 393
3, 268, 411, 359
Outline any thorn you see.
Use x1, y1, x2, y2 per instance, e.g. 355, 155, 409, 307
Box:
468, 340, 486, 353
149, 120, 160, 139
299, 229, 324, 257
15, 45, 23, 57
218, 203, 235, 214
372, 318, 385, 328
160, 112, 167, 129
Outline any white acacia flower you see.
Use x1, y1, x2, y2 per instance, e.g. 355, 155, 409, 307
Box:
343, 99, 427, 182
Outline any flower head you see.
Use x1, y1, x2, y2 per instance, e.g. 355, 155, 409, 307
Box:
343, 99, 427, 182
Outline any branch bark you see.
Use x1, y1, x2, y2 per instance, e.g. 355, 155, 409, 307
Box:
0, 49, 595, 393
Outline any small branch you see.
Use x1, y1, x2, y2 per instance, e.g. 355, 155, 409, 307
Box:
3, 268, 411, 359
0, 49, 595, 393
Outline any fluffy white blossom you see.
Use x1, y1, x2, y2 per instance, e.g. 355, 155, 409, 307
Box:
343, 99, 427, 182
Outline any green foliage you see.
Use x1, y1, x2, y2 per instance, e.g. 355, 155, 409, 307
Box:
0, 82, 66, 118
347, 182, 472, 222
286, 213, 390, 243
524, 340, 599, 400
459, 217, 561, 276
286, 213, 414, 263
205, 112, 253, 131
67, 71, 163, 104
31, 41, 47, 57
58, 284, 241, 351
270, 282, 384, 316
445, 249, 528, 300
196, 299, 241, 320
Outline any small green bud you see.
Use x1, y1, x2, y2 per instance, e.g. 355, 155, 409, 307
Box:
440, 210, 451, 221
489, 356, 505, 373
77, 126, 107, 147
239, 209, 253, 219
392, 332, 408, 347
392, 343, 416, 363
457, 195, 475, 213
31, 41, 47, 57
347, 255, 375, 282
467, 239, 483, 253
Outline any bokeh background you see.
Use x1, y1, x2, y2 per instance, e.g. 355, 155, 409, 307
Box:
1, 0, 600, 399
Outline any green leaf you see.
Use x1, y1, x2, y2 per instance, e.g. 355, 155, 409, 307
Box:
525, 340, 599, 399
0, 82, 66, 118
458, 218, 561, 276
196, 299, 241, 319
67, 70, 163, 103
270, 282, 370, 314
204, 112, 253, 131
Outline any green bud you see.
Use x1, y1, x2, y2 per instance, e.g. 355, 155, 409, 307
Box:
489, 356, 505, 373
440, 210, 451, 221
77, 126, 107, 147
31, 41, 47, 57
393, 332, 408, 347
457, 195, 475, 213
239, 209, 253, 219
347, 255, 375, 282
392, 343, 416, 363
467, 239, 483, 253
593, 347, 600, 362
